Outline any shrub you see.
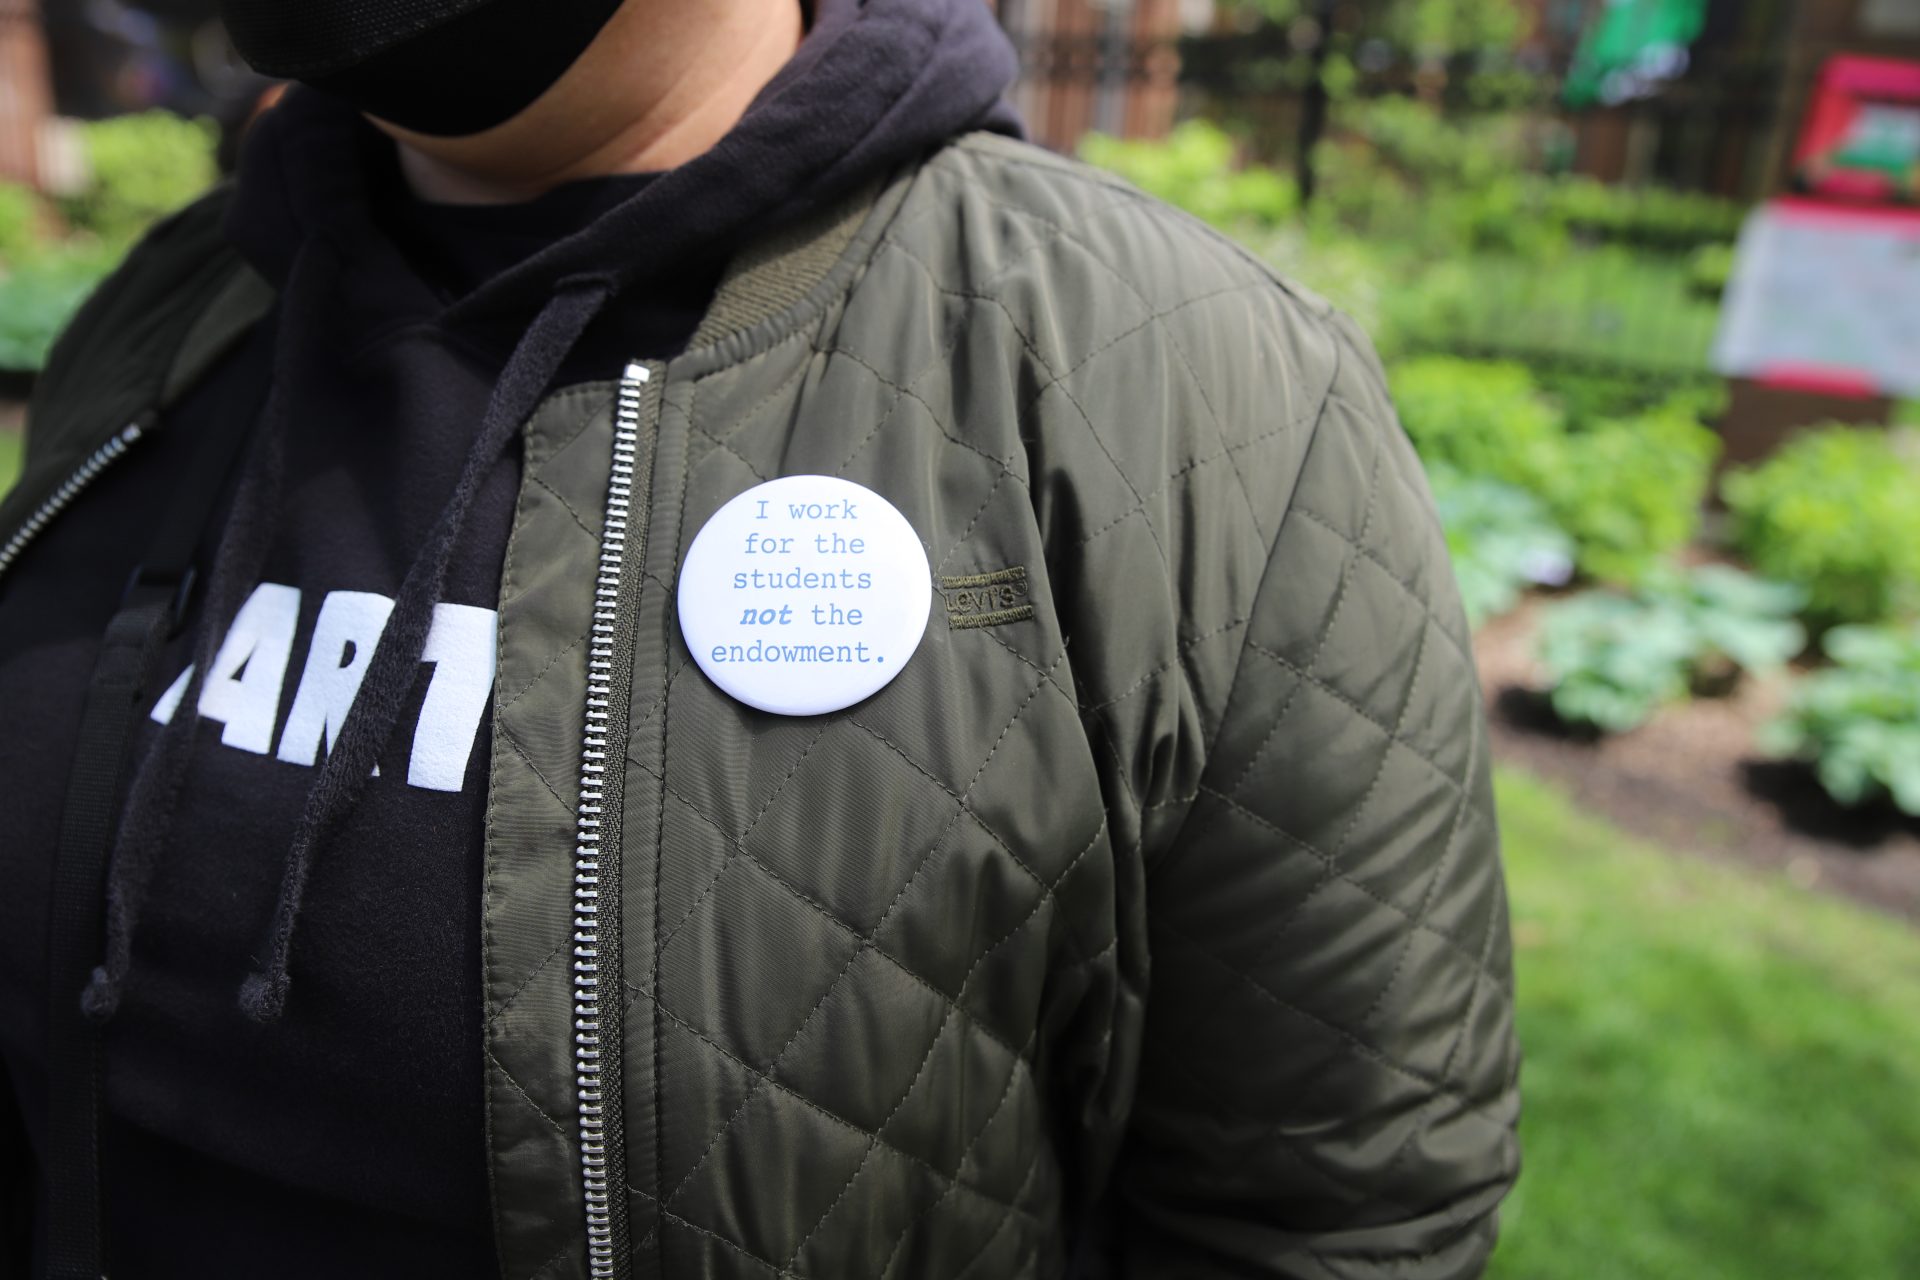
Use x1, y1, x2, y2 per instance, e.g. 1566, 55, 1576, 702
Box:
1722, 426, 1920, 628
1687, 242, 1734, 299
1537, 564, 1805, 733
1390, 359, 1716, 584
1764, 624, 1920, 815
59, 112, 218, 248
1389, 356, 1566, 490
1428, 466, 1574, 626
0, 242, 119, 372
1543, 397, 1719, 584
1079, 123, 1297, 230
0, 183, 46, 266
1541, 176, 1745, 249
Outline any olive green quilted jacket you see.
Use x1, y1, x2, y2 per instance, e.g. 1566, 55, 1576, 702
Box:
4, 133, 1519, 1279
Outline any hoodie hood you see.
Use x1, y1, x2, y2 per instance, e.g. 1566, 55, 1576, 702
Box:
228, 0, 1023, 323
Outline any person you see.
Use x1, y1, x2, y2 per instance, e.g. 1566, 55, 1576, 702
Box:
0, 0, 1521, 1274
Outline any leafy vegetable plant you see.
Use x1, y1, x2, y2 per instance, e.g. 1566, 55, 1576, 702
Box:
1079, 123, 1297, 231
1390, 356, 1566, 491
58, 112, 219, 249
0, 183, 45, 266
1428, 466, 1573, 626
0, 242, 119, 372
1764, 624, 1920, 815
1541, 398, 1718, 585
1391, 359, 1717, 584
1537, 565, 1805, 733
1722, 426, 1920, 628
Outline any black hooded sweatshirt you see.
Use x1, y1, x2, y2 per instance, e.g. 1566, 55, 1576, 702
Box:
0, 1, 1020, 1270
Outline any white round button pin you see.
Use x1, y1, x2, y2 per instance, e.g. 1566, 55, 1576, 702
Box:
677, 475, 932, 716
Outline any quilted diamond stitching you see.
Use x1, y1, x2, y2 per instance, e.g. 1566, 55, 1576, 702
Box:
488, 1048, 571, 1145
941, 188, 1272, 549
783, 812, 1106, 1267
635, 704, 1060, 1068
484, 943, 562, 1033
644, 721, 836, 975
627, 981, 1043, 1232
867, 1060, 1028, 1280
1159, 1054, 1420, 1214
1213, 428, 1384, 813
1353, 658, 1476, 1028
633, 656, 1064, 1254
843, 716, 1104, 969
1245, 640, 1469, 803
1153, 923, 1511, 1132
1193, 786, 1505, 984
1286, 504, 1475, 672
494, 721, 579, 820
940, 1147, 1049, 1280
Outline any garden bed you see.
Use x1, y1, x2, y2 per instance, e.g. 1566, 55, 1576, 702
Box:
1477, 601, 1920, 920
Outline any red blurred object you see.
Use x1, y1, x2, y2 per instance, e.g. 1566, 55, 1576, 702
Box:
1791, 54, 1920, 204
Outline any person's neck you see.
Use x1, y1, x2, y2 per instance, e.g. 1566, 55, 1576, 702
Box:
380, 0, 805, 205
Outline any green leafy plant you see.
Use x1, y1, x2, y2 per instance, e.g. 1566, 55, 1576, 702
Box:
1537, 565, 1805, 733
1722, 426, 1920, 628
1764, 624, 1920, 814
58, 112, 219, 248
1080, 123, 1297, 230
0, 242, 119, 372
1687, 241, 1735, 299
0, 183, 46, 266
1542, 397, 1719, 584
1428, 466, 1574, 626
1390, 359, 1716, 583
1389, 356, 1566, 489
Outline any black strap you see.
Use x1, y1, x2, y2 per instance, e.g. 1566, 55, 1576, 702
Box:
43, 399, 258, 1279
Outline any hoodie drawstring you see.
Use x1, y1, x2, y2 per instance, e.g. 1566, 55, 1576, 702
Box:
82, 248, 615, 1025
238, 273, 616, 1022
81, 237, 330, 1022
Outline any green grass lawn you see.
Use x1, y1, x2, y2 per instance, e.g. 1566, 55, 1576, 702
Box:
1489, 767, 1920, 1279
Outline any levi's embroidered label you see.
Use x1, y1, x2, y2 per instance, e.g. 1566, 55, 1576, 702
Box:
677, 475, 931, 716
938, 566, 1033, 629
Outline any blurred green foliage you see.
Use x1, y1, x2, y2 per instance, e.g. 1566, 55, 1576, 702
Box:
57, 112, 219, 248
1389, 357, 1717, 584
0, 184, 45, 265
1723, 427, 1920, 629
1223, 0, 1525, 58
1080, 124, 1298, 230
1765, 624, 1920, 816
0, 112, 218, 372
1536, 565, 1805, 733
0, 424, 20, 497
1489, 767, 1920, 1279
1388, 357, 1565, 488
1427, 466, 1573, 627
1547, 401, 1717, 585
1082, 112, 1738, 379
0, 242, 122, 373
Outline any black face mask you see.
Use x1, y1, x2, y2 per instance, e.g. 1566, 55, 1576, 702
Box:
222, 0, 627, 136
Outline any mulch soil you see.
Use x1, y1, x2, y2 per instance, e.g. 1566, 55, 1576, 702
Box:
1476, 601, 1920, 921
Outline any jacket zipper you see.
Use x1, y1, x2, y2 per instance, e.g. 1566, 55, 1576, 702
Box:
0, 417, 151, 585
574, 359, 651, 1277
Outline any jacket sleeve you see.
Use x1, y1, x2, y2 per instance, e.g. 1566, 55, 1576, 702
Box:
1114, 314, 1520, 1278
